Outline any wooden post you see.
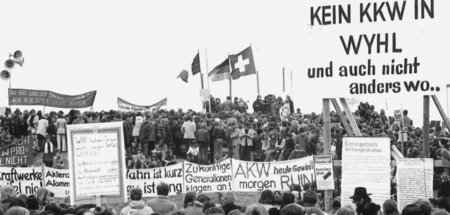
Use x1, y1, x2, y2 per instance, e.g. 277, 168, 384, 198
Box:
331, 98, 354, 136
424, 95, 430, 158
96, 196, 102, 207
282, 67, 285, 93
323, 98, 333, 213
431, 95, 450, 132
256, 70, 260, 95
339, 98, 362, 136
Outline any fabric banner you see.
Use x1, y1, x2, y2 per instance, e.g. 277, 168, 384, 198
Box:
0, 167, 43, 195
341, 137, 391, 207
0, 136, 34, 167
8, 88, 96, 108
125, 163, 183, 198
117, 97, 167, 112
396, 158, 433, 212
183, 159, 233, 193
232, 156, 315, 192
43, 167, 71, 198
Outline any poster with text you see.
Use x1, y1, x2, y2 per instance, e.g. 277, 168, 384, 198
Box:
0, 167, 43, 195
314, 155, 335, 190
183, 159, 233, 193
126, 162, 184, 198
342, 137, 391, 207
397, 158, 433, 212
67, 122, 126, 204
232, 156, 315, 192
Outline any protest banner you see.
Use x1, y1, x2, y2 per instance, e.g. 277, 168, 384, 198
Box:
125, 162, 183, 198
67, 122, 126, 204
0, 167, 43, 195
232, 156, 315, 192
314, 155, 335, 190
0, 136, 34, 167
184, 159, 233, 193
43, 167, 71, 198
117, 97, 167, 112
8, 89, 96, 108
303, 0, 448, 98
396, 158, 433, 211
341, 137, 391, 207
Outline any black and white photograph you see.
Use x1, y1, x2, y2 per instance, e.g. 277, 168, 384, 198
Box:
1, 1, 450, 215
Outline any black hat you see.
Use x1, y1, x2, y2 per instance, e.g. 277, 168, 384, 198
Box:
349, 187, 371, 199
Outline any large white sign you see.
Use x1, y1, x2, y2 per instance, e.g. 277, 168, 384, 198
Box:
303, 0, 449, 98
0, 167, 43, 195
67, 122, 126, 203
341, 137, 391, 206
396, 158, 433, 211
314, 155, 335, 190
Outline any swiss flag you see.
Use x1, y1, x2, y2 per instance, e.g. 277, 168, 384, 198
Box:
229, 46, 256, 80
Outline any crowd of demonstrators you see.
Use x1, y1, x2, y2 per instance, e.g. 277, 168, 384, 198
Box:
3, 183, 450, 215
1, 96, 450, 169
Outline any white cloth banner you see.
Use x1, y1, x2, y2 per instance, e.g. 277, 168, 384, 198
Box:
232, 156, 315, 192
43, 167, 71, 198
183, 159, 233, 193
126, 162, 183, 198
0, 167, 43, 195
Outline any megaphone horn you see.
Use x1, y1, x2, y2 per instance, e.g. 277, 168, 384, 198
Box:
4, 59, 15, 69
1, 70, 10, 80
14, 58, 24, 67
13, 50, 22, 60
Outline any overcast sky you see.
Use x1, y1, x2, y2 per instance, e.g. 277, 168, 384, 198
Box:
1, 0, 449, 125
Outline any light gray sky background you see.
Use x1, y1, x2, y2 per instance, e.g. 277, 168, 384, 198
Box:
1, 0, 449, 125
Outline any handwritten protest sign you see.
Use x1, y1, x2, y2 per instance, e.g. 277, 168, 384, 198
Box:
396, 158, 433, 211
184, 159, 233, 193
43, 167, 70, 198
126, 162, 183, 198
314, 155, 335, 190
0, 136, 34, 167
232, 156, 315, 192
0, 167, 43, 195
341, 137, 391, 207
67, 122, 126, 203
303, 0, 449, 97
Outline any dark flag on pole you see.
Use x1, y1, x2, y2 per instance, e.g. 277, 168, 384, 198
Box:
208, 58, 230, 82
229, 46, 256, 80
177, 70, 189, 83
192, 52, 201, 76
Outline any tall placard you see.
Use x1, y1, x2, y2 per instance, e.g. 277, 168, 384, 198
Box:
341, 137, 391, 207
67, 122, 126, 204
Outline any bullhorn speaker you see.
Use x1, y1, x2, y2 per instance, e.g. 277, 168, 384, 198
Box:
13, 50, 24, 66
5, 59, 15, 69
1, 70, 10, 80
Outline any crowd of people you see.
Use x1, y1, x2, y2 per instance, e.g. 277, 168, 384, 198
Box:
3, 182, 450, 215
1, 94, 450, 215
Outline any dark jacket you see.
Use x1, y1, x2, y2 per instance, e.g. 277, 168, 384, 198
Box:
212, 126, 226, 140
196, 128, 210, 145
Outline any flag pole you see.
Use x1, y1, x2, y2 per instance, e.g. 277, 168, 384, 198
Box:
282, 67, 285, 93
205, 48, 211, 113
198, 50, 204, 90
227, 54, 232, 98
256, 70, 260, 95
290, 70, 293, 99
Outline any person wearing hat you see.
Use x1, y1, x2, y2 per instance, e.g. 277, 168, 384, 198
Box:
350, 187, 374, 215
